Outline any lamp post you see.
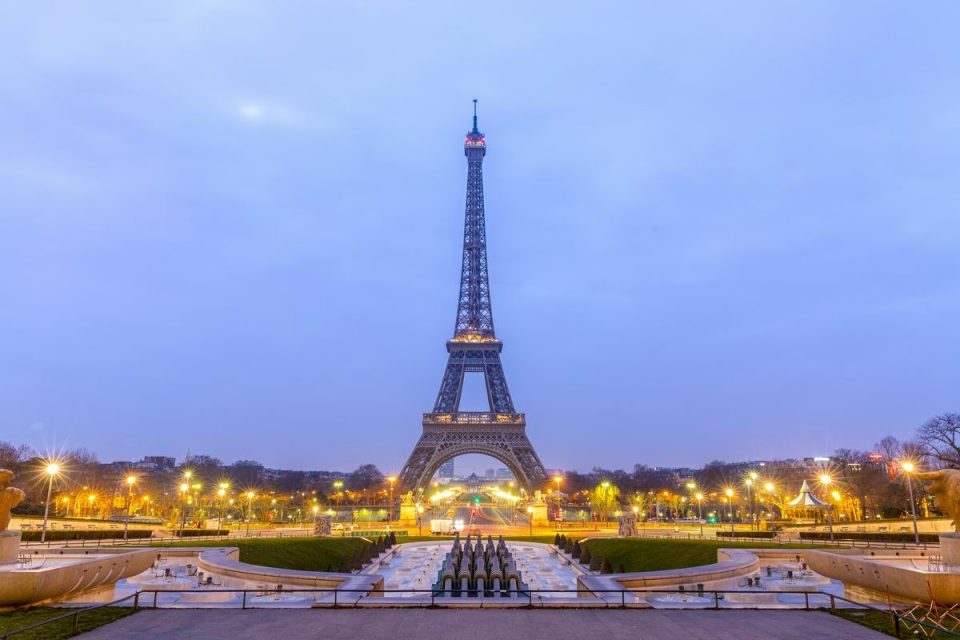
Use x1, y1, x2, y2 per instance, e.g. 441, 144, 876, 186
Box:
724, 488, 735, 534
819, 474, 834, 542
554, 475, 563, 531
695, 492, 704, 538
600, 481, 610, 525
527, 506, 534, 536
217, 484, 228, 532
333, 480, 344, 518
245, 491, 255, 536
417, 505, 424, 535
179, 483, 189, 534
40, 462, 60, 543
387, 477, 396, 526
123, 475, 136, 541
748, 471, 758, 529
902, 462, 920, 545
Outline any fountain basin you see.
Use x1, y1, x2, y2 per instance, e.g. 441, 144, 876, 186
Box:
805, 549, 960, 604
0, 548, 156, 607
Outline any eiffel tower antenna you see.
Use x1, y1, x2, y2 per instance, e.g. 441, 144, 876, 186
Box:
398, 104, 547, 492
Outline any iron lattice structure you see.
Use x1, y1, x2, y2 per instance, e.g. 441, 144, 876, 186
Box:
399, 104, 547, 492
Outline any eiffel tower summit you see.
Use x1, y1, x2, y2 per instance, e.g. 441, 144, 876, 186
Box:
398, 102, 547, 492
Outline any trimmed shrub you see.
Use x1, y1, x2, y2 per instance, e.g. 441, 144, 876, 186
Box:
571, 541, 581, 558
616, 563, 626, 573
338, 557, 352, 573
600, 558, 613, 574
172, 529, 228, 538
554, 533, 561, 546
19, 529, 153, 542
798, 531, 938, 544
579, 545, 591, 565
589, 555, 600, 571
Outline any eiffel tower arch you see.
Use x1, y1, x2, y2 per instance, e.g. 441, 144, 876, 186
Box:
399, 102, 547, 493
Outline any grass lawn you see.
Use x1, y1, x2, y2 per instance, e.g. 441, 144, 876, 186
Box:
831, 608, 959, 639
0, 607, 136, 640
147, 534, 820, 574
149, 537, 373, 572
580, 538, 829, 572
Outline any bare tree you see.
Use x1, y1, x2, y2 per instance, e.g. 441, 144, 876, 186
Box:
916, 413, 960, 468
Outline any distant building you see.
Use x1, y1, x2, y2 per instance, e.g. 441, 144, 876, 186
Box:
140, 456, 176, 470
438, 460, 455, 478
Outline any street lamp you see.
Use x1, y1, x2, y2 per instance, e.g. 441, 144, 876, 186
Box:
695, 492, 704, 538
123, 475, 137, 541
901, 461, 920, 545
724, 488, 735, 534
386, 477, 397, 526
819, 474, 834, 542
554, 475, 563, 531
333, 480, 344, 516
40, 462, 61, 543
601, 481, 610, 525
217, 484, 228, 532
246, 491, 255, 536
417, 504, 425, 535
179, 482, 189, 534
526, 506, 534, 536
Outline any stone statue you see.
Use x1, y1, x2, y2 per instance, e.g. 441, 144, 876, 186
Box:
314, 514, 333, 536
0, 470, 25, 532
618, 512, 638, 538
915, 469, 960, 531
400, 491, 415, 507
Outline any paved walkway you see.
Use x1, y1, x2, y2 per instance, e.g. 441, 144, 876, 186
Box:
82, 609, 886, 639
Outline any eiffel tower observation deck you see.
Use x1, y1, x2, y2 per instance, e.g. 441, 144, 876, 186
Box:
399, 102, 547, 492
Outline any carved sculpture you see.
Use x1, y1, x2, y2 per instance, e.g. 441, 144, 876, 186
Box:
618, 513, 638, 538
0, 470, 25, 532
915, 469, 960, 531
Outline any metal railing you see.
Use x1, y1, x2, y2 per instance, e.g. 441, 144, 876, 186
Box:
0, 593, 139, 639
6, 588, 960, 639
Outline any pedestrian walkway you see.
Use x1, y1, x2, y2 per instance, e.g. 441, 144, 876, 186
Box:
82, 608, 886, 639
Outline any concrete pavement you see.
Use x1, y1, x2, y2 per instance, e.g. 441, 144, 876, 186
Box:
81, 609, 887, 639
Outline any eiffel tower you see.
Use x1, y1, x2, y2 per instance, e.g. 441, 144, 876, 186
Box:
398, 102, 547, 492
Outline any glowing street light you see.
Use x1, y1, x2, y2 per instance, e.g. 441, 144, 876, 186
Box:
554, 475, 563, 531
386, 477, 397, 526
695, 492, 704, 538
819, 474, 834, 542
123, 475, 137, 541
901, 461, 920, 545
40, 461, 62, 543
724, 488, 735, 534
526, 505, 534, 536
217, 483, 229, 532
417, 504, 425, 535
245, 491, 255, 536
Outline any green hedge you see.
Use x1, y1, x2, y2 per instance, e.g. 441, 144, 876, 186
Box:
799, 531, 938, 544
20, 529, 153, 542
171, 529, 228, 537
716, 531, 777, 539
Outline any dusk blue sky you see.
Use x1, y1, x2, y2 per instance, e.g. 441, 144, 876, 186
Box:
2, 2, 958, 474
